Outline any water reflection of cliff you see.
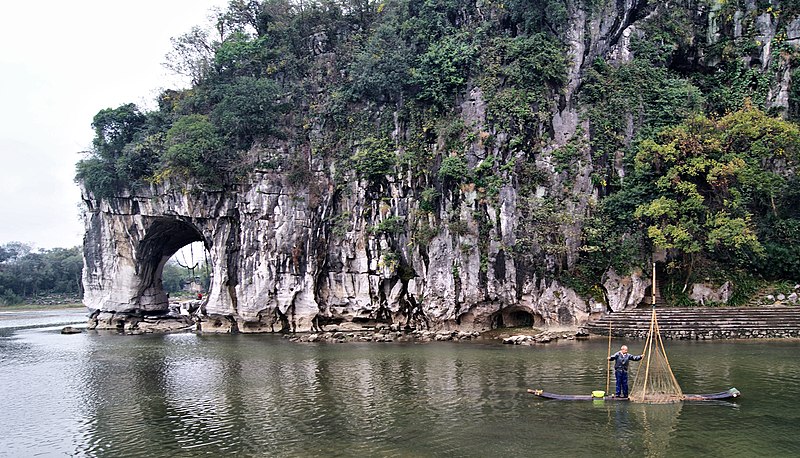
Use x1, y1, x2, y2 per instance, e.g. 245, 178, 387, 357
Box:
70, 337, 794, 456
78, 337, 588, 455
78, 338, 537, 456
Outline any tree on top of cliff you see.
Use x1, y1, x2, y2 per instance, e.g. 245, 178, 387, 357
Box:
77, 104, 151, 198
76, 0, 574, 197
91, 104, 148, 160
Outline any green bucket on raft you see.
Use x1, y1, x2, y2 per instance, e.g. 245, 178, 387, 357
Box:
592, 390, 605, 398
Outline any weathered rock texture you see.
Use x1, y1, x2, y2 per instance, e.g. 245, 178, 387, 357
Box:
82, 173, 608, 332
81, 1, 797, 333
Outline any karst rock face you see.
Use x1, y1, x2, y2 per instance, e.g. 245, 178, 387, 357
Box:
81, 170, 616, 333
80, 1, 792, 332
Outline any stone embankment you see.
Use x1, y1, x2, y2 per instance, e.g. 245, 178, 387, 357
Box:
287, 324, 589, 344
287, 324, 482, 343
500, 329, 590, 345
586, 307, 800, 340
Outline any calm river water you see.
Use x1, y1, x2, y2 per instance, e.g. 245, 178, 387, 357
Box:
1, 309, 799, 457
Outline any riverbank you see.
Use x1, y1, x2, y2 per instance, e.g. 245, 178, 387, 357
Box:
0, 303, 84, 312
282, 323, 590, 345
42, 302, 800, 343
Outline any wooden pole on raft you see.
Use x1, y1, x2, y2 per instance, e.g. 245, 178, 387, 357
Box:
640, 262, 657, 400
652, 261, 656, 307
640, 307, 656, 400
606, 321, 612, 394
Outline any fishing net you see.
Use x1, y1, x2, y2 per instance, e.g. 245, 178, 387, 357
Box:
629, 308, 684, 403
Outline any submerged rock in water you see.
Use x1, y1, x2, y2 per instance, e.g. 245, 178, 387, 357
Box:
61, 326, 82, 334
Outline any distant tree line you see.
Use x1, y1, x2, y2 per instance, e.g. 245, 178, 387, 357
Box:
0, 243, 83, 305
161, 259, 212, 296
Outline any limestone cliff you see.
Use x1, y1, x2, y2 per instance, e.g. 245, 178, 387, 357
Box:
81, 1, 800, 332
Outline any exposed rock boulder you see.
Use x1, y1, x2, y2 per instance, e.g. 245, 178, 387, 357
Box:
690, 282, 734, 306
603, 268, 647, 312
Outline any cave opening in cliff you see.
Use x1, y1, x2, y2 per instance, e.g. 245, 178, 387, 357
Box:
491, 309, 544, 329
137, 218, 211, 311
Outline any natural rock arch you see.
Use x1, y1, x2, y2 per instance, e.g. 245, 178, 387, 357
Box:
81, 185, 239, 326
82, 214, 214, 315
135, 218, 208, 311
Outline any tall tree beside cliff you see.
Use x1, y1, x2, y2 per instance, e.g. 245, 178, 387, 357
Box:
633, 105, 800, 282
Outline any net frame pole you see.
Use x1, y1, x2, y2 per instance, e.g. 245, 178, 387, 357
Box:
652, 261, 656, 306
636, 260, 660, 401
639, 307, 657, 399
639, 261, 657, 399
653, 313, 683, 397
606, 321, 612, 394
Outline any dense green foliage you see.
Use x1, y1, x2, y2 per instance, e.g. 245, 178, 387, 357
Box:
76, 0, 571, 198
569, 101, 800, 301
351, 136, 396, 182
0, 243, 83, 305
633, 106, 800, 276
163, 114, 226, 182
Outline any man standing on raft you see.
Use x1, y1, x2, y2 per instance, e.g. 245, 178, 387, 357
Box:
608, 345, 643, 398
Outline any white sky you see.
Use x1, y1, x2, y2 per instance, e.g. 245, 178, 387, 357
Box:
0, 0, 229, 250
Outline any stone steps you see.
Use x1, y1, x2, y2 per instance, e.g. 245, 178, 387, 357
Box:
743, 286, 775, 308
586, 307, 800, 339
